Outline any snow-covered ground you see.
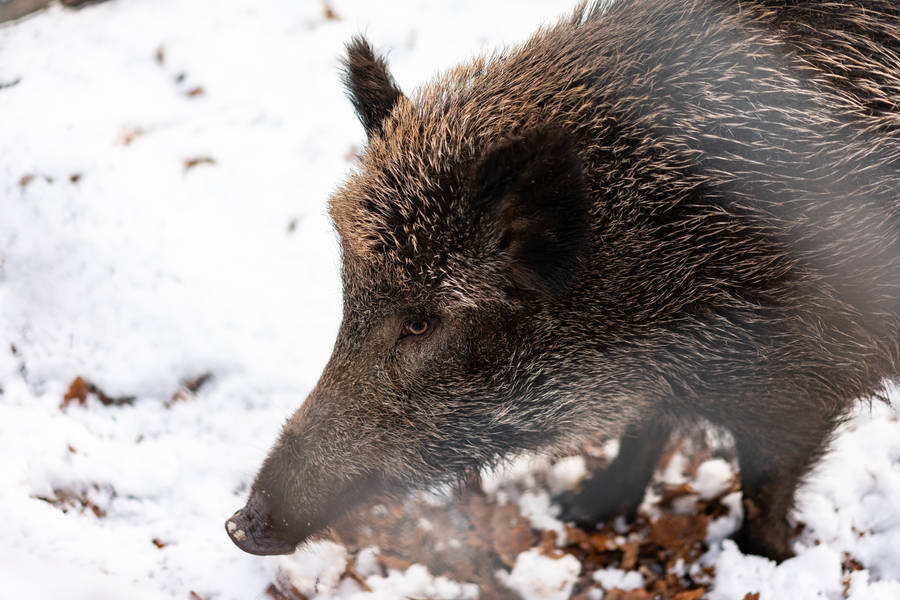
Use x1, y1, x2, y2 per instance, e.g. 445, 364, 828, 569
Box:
1, 1, 899, 599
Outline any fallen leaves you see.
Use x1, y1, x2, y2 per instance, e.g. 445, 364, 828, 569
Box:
648, 513, 710, 564
621, 539, 641, 570
169, 372, 214, 405
342, 564, 372, 592
841, 552, 865, 596
34, 484, 115, 518
673, 588, 707, 600
62, 373, 215, 410
259, 431, 752, 598
18, 172, 83, 188
62, 376, 91, 407
183, 156, 216, 172
486, 500, 540, 568
323, 2, 340, 21
311, 437, 735, 599
551, 510, 712, 599
330, 488, 532, 598
62, 372, 216, 413
120, 126, 147, 146
605, 590, 654, 600
182, 371, 213, 393
18, 173, 54, 188
61, 376, 135, 409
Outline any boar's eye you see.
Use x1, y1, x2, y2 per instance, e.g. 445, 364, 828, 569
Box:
399, 318, 431, 339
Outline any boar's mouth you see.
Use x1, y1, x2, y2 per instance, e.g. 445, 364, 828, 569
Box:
226, 471, 386, 555
225, 491, 307, 556
225, 515, 299, 556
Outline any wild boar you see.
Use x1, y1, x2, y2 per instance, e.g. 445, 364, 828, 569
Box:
226, 0, 900, 562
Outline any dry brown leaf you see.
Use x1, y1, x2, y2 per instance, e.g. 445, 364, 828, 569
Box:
491, 502, 537, 567
343, 563, 372, 592
565, 524, 595, 553
120, 126, 147, 145
620, 539, 640, 570
62, 376, 90, 408
841, 552, 864, 572
323, 2, 340, 20
649, 513, 708, 558
659, 482, 697, 507
588, 530, 618, 552
605, 588, 653, 600
537, 529, 564, 558
61, 377, 135, 408
184, 157, 216, 171
674, 588, 707, 600
35, 483, 116, 518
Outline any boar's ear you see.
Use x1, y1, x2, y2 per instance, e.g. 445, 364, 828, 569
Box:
472, 126, 590, 297
341, 36, 405, 139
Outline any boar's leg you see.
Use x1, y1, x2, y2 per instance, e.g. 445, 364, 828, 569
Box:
558, 417, 672, 527
729, 409, 840, 562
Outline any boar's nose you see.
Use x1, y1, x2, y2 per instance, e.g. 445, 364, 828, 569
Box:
225, 492, 298, 556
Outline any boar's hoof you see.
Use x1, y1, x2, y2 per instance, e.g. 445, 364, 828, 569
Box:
556, 490, 620, 529
225, 505, 298, 556
555, 484, 642, 529
732, 519, 796, 563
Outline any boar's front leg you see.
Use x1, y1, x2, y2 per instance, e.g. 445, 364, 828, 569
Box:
558, 417, 672, 527
728, 407, 841, 562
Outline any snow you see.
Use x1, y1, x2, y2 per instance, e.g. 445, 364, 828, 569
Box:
793, 406, 900, 579
693, 458, 734, 501
362, 565, 478, 600
2, 1, 900, 599
846, 570, 900, 600
708, 541, 844, 600
547, 456, 589, 496
354, 546, 382, 578
592, 568, 645, 591
275, 542, 349, 597
481, 453, 553, 500
498, 549, 581, 600
518, 490, 567, 542
705, 492, 744, 542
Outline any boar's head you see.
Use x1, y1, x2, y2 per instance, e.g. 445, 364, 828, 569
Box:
226, 37, 631, 555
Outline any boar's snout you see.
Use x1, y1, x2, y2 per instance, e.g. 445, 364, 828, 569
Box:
225, 491, 301, 556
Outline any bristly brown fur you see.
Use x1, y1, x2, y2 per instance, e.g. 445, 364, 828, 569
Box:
230, 0, 900, 562
331, 0, 900, 304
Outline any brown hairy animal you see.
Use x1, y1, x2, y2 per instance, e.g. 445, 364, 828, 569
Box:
226, 0, 900, 562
